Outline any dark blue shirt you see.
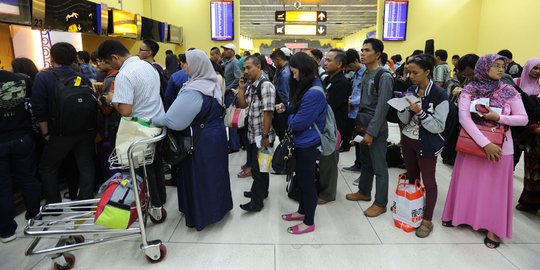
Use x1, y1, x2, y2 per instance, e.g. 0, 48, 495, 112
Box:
164, 69, 189, 105
31, 66, 92, 123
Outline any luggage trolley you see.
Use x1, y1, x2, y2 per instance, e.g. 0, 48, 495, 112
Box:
24, 128, 168, 270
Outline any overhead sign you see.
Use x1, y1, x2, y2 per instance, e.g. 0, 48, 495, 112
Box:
275, 24, 326, 36
274, 10, 327, 22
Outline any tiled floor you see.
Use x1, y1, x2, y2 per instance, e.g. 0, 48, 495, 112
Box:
2, 124, 540, 270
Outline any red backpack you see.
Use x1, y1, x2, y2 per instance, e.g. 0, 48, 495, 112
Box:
94, 173, 146, 229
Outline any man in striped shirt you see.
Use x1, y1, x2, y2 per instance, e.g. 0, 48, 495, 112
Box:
98, 40, 166, 209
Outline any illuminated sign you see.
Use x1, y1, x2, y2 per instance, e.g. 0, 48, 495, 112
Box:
211, 1, 234, 41
275, 10, 327, 22
383, 0, 408, 41
275, 24, 326, 36
0, 0, 31, 25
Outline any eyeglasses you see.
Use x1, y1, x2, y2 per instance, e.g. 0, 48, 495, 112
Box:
139, 48, 151, 52
491, 64, 506, 70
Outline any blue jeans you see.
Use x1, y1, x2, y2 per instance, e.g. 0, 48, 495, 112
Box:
357, 130, 389, 207
0, 133, 41, 236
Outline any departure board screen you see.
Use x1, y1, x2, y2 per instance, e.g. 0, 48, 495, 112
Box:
0, 0, 31, 25
210, 1, 234, 41
383, 0, 408, 41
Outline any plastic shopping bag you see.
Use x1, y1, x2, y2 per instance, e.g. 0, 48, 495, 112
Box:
115, 117, 161, 166
390, 174, 425, 232
258, 148, 273, 173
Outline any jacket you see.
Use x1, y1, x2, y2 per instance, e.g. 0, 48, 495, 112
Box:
288, 80, 327, 148
398, 81, 450, 156
324, 71, 351, 136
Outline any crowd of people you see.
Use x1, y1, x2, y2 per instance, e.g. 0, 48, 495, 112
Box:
1, 37, 539, 250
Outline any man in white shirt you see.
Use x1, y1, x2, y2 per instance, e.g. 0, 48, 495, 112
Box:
99, 40, 164, 120
98, 40, 166, 210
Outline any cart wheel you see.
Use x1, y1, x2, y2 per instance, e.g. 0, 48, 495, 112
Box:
150, 207, 167, 224
54, 253, 76, 270
145, 244, 167, 263
71, 235, 85, 244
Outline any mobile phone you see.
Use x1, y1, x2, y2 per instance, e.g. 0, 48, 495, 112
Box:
475, 104, 489, 114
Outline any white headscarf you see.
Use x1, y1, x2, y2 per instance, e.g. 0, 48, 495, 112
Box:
182, 49, 223, 105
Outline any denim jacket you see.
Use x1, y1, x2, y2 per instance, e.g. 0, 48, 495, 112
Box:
348, 65, 367, 119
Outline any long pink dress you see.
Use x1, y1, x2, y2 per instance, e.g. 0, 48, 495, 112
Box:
442, 92, 528, 238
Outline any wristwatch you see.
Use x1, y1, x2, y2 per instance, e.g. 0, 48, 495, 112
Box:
262, 133, 269, 139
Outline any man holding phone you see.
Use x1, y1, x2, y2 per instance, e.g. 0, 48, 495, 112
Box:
236, 56, 276, 212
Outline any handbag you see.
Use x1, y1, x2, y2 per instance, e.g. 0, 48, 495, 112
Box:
455, 124, 506, 158
272, 129, 295, 175
224, 97, 247, 128
163, 98, 214, 166
163, 128, 194, 166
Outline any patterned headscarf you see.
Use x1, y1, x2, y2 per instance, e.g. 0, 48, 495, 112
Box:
462, 54, 517, 108
519, 58, 540, 96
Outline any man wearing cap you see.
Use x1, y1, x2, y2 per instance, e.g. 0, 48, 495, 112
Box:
221, 43, 242, 90
221, 43, 242, 153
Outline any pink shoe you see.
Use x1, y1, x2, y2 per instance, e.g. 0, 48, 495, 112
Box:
281, 213, 305, 221
287, 224, 315, 235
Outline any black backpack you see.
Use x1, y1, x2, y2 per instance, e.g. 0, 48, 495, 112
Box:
47, 70, 97, 136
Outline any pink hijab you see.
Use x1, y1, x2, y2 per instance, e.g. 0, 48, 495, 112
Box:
519, 58, 540, 96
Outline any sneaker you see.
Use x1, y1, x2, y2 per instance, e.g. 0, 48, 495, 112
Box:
352, 178, 360, 186
1, 234, 16, 243
342, 165, 361, 173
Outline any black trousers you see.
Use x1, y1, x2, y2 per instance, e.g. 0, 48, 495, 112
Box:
295, 146, 320, 225
40, 133, 95, 204
249, 143, 269, 208
140, 141, 166, 207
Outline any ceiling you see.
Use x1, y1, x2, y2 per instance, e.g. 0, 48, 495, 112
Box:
239, 0, 378, 39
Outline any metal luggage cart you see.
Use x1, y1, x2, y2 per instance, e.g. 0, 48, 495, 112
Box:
25, 128, 168, 270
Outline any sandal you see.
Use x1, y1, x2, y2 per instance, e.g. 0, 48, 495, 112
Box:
237, 169, 252, 178
484, 235, 501, 249
441, 220, 454, 227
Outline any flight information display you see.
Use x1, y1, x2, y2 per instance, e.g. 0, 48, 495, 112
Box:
383, 0, 408, 41
210, 1, 234, 41
0, 0, 31, 25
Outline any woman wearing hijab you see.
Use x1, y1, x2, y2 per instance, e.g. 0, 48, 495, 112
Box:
515, 58, 540, 96
152, 49, 232, 231
442, 54, 528, 249
515, 58, 540, 214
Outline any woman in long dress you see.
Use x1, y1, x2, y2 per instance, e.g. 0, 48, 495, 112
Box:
152, 49, 232, 231
515, 58, 540, 213
441, 54, 528, 248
